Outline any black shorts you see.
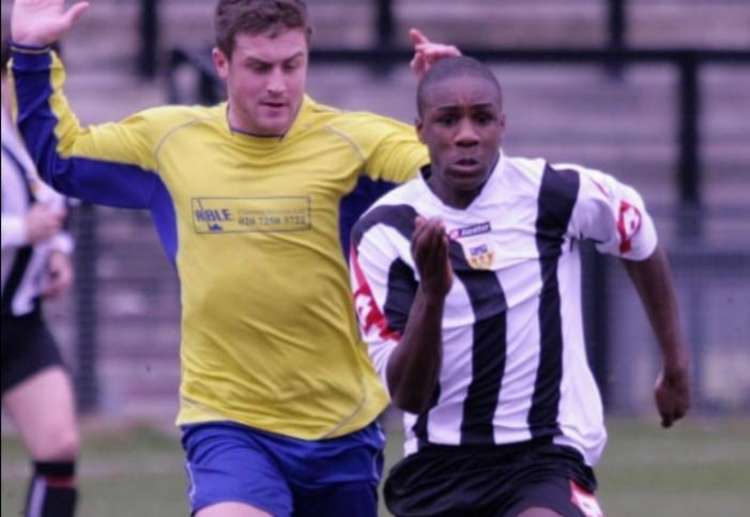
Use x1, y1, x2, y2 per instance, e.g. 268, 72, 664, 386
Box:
384, 437, 602, 517
1, 311, 65, 394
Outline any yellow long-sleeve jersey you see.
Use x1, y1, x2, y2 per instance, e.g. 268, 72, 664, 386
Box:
12, 47, 428, 439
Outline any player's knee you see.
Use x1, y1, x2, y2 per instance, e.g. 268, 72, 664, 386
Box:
35, 427, 80, 461
196, 502, 273, 517
49, 428, 80, 459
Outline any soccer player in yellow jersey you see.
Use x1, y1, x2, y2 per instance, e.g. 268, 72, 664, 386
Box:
9, 1, 459, 515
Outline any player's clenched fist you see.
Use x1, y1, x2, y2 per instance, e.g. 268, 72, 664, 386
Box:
11, 0, 90, 47
654, 366, 690, 428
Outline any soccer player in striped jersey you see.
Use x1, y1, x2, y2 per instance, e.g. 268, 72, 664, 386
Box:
9, 1, 459, 516
2, 43, 79, 517
350, 56, 690, 517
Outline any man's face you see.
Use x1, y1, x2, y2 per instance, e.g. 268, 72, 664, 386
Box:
213, 29, 308, 137
417, 76, 505, 203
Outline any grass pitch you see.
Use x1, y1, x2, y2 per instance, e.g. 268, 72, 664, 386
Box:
2, 417, 748, 516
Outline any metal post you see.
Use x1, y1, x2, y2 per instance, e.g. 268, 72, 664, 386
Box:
138, 0, 159, 79
607, 0, 626, 76
74, 204, 100, 413
608, 0, 626, 52
199, 73, 221, 106
678, 56, 701, 208
372, 0, 396, 76
376, 0, 395, 48
676, 55, 702, 239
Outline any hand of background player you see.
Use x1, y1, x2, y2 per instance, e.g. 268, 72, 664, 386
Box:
411, 216, 453, 300
654, 366, 690, 428
25, 203, 64, 244
409, 28, 461, 79
11, 0, 90, 47
43, 249, 74, 299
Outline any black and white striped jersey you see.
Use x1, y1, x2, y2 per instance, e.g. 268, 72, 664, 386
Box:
1, 105, 71, 317
350, 153, 657, 466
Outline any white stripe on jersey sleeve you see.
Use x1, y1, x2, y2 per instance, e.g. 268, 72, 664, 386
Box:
560, 163, 658, 261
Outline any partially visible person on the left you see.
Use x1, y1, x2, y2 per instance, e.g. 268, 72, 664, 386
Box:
1, 41, 79, 517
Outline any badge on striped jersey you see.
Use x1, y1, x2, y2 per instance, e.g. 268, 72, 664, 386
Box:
458, 240, 496, 270
450, 222, 496, 270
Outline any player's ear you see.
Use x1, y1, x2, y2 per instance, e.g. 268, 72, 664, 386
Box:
497, 113, 507, 145
212, 47, 230, 80
415, 117, 425, 143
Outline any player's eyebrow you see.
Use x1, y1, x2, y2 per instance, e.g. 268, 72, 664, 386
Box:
244, 51, 305, 66
283, 52, 305, 62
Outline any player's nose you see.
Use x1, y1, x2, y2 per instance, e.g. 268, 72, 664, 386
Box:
266, 67, 286, 94
454, 119, 479, 146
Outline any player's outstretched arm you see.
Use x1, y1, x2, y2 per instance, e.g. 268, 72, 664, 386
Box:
409, 28, 461, 79
11, 0, 90, 47
10, 0, 159, 210
386, 217, 453, 414
622, 245, 690, 428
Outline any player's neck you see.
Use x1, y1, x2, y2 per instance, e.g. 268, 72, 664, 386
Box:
226, 104, 291, 139
428, 179, 485, 210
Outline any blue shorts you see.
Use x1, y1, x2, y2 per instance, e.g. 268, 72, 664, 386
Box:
181, 420, 385, 516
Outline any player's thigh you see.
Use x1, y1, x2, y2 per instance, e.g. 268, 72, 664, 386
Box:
2, 366, 79, 460
196, 501, 272, 517
294, 480, 379, 517
182, 423, 293, 517
503, 477, 603, 517
287, 421, 384, 517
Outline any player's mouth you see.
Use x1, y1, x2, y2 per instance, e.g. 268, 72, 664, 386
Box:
260, 101, 288, 111
451, 157, 481, 171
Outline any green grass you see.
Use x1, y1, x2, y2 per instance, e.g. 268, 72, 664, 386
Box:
594, 419, 750, 517
1, 424, 186, 517
2, 418, 748, 516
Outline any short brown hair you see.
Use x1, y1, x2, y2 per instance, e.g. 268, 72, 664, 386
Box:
215, 0, 312, 57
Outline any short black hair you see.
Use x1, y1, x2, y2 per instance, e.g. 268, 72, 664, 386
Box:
417, 56, 503, 116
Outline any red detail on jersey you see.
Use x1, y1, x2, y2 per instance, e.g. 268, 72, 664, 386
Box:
350, 246, 401, 342
616, 200, 642, 254
590, 177, 611, 199
570, 480, 604, 517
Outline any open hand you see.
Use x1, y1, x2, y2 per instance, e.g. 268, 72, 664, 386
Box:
11, 0, 90, 47
411, 216, 453, 299
409, 28, 461, 79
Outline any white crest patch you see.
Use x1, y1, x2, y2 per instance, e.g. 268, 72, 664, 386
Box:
459, 239, 496, 270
